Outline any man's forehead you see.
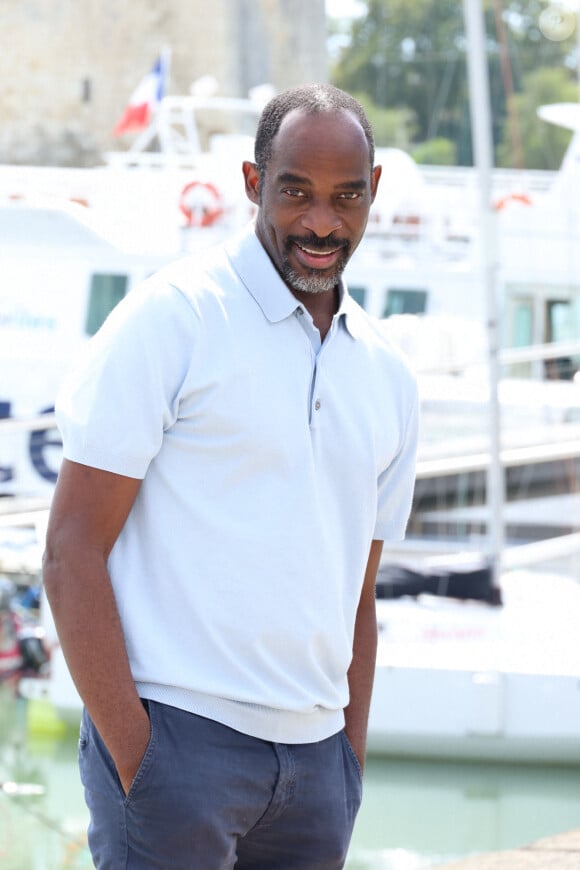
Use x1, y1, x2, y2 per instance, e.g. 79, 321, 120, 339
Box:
271, 107, 371, 161
277, 106, 360, 136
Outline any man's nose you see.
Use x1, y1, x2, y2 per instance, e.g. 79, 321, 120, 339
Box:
300, 200, 342, 238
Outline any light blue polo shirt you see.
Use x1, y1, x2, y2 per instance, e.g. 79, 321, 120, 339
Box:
57, 224, 418, 743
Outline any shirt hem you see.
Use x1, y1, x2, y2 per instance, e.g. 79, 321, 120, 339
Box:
135, 682, 345, 744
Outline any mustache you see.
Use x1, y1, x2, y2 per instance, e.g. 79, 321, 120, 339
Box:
286, 233, 349, 252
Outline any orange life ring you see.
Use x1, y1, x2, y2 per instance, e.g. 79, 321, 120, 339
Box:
494, 193, 533, 211
179, 180, 224, 228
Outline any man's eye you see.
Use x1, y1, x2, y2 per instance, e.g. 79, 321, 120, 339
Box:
338, 192, 361, 200
283, 188, 306, 197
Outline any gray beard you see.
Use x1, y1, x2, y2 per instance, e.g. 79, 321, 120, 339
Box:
284, 266, 339, 295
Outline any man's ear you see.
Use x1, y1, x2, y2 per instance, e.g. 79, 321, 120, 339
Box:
242, 161, 260, 204
370, 165, 382, 204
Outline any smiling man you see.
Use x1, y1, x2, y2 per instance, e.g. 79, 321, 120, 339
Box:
43, 84, 418, 870
245, 88, 381, 320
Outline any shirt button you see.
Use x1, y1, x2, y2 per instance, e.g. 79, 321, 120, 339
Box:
314, 399, 321, 410
296, 308, 304, 316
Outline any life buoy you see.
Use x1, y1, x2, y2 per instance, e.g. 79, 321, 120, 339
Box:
494, 193, 533, 211
179, 180, 224, 228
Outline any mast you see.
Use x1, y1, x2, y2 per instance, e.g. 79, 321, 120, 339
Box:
462, 0, 505, 589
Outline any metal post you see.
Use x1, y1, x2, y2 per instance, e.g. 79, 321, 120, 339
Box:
462, 0, 505, 588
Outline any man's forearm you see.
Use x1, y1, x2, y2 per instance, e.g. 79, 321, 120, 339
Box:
43, 549, 150, 791
344, 596, 378, 769
43, 460, 149, 792
344, 539, 382, 770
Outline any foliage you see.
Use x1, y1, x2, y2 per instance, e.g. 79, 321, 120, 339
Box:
497, 67, 576, 168
412, 137, 457, 166
351, 91, 418, 148
332, 0, 467, 144
330, 0, 579, 168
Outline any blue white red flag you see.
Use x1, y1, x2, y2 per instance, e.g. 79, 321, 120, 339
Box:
114, 55, 167, 137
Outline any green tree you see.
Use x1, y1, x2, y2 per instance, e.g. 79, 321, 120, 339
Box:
497, 67, 576, 168
331, 0, 579, 168
332, 0, 467, 146
412, 137, 457, 165
351, 92, 418, 148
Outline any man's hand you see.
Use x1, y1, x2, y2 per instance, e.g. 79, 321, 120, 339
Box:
112, 706, 152, 796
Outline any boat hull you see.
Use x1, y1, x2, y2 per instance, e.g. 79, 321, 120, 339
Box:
368, 665, 580, 764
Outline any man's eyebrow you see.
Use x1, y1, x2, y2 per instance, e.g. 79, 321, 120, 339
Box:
276, 172, 368, 191
277, 171, 310, 185
334, 179, 368, 191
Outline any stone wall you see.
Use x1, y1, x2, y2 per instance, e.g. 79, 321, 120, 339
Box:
0, 0, 327, 166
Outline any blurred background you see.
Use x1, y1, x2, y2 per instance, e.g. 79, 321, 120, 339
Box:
1, 1, 580, 868
1, 0, 577, 170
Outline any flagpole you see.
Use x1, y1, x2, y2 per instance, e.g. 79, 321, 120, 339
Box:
462, 0, 505, 590
120, 50, 171, 153
155, 46, 172, 153
160, 45, 172, 85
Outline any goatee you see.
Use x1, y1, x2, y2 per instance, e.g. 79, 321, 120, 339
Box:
283, 233, 350, 295
283, 267, 339, 295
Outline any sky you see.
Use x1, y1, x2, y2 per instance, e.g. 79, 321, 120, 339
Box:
325, 0, 366, 20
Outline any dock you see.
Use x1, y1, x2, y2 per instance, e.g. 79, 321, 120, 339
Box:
434, 828, 580, 868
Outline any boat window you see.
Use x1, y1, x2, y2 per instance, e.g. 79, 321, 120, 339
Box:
383, 289, 427, 317
348, 286, 367, 307
85, 274, 128, 336
512, 301, 534, 347
505, 298, 535, 377
500, 300, 541, 378
545, 298, 580, 379
547, 299, 577, 343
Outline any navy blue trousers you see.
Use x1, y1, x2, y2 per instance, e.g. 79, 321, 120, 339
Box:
79, 699, 363, 869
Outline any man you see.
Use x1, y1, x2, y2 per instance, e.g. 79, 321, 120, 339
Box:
43, 84, 418, 869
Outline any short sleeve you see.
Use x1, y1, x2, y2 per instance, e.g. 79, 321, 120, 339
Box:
56, 280, 198, 479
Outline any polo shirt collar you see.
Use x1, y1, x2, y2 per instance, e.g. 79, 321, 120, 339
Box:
339, 290, 366, 340
226, 224, 364, 340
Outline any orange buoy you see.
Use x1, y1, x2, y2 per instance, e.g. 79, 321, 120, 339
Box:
179, 180, 224, 228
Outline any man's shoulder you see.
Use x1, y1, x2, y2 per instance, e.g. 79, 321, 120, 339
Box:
150, 225, 258, 301
132, 240, 240, 323
345, 299, 417, 384
153, 239, 233, 290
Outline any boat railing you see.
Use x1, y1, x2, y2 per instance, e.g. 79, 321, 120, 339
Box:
420, 164, 557, 197
410, 337, 580, 375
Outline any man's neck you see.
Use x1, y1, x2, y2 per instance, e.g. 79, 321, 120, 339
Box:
291, 286, 339, 342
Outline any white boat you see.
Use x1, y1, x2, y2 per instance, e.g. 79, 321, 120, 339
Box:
368, 547, 580, 764
17, 559, 580, 766
4, 500, 579, 764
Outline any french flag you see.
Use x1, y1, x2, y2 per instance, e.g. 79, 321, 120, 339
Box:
114, 55, 168, 137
